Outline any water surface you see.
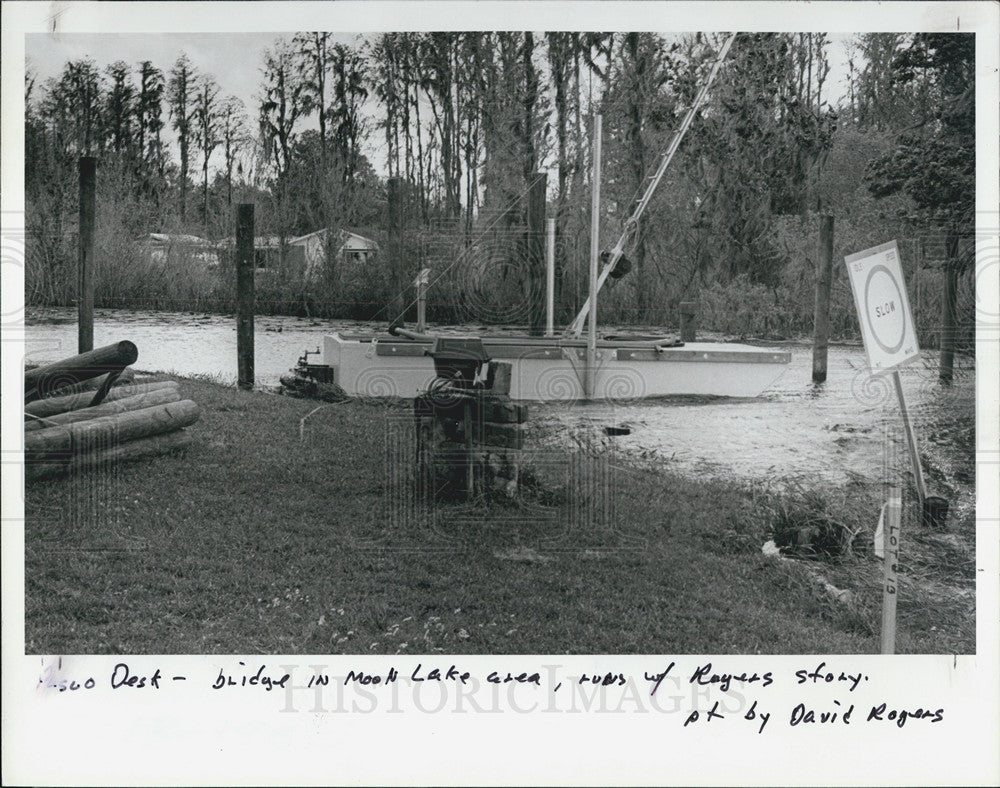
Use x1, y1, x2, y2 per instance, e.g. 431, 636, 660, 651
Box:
22, 307, 974, 493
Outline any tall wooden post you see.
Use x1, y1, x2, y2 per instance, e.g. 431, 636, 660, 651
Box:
812, 214, 834, 383
586, 116, 602, 399
679, 302, 698, 342
527, 172, 548, 336
236, 204, 255, 391
78, 157, 96, 353
387, 177, 409, 321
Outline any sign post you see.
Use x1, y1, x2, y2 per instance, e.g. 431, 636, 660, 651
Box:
844, 240, 927, 505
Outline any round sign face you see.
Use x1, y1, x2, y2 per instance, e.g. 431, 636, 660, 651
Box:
864, 264, 906, 354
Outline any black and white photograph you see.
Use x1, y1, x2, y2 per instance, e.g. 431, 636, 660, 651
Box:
3, 1, 998, 785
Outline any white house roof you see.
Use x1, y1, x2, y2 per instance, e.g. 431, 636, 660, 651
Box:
140, 233, 213, 246
288, 228, 379, 250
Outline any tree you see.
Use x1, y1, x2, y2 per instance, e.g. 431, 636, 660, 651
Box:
136, 61, 166, 193
259, 39, 308, 264
167, 53, 198, 222
369, 34, 404, 180
865, 33, 974, 381
194, 74, 221, 232
685, 33, 836, 285
422, 33, 462, 218
295, 32, 333, 169
259, 40, 306, 183
50, 59, 104, 155
849, 34, 911, 130
545, 33, 576, 214
218, 96, 249, 207
603, 33, 676, 320
104, 61, 135, 154
329, 43, 368, 188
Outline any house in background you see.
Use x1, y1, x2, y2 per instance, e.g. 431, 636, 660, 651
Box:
213, 230, 377, 280
288, 229, 379, 281
214, 236, 284, 271
215, 230, 378, 282
137, 233, 219, 267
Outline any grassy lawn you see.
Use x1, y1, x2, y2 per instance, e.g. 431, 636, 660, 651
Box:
24, 376, 975, 654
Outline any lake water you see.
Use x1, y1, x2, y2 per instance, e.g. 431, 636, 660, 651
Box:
21, 306, 975, 493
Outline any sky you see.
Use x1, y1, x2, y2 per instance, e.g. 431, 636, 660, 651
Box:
26, 30, 856, 179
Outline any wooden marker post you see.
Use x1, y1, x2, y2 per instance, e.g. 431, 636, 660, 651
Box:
586, 115, 602, 400
78, 157, 97, 354
812, 214, 834, 383
236, 204, 255, 391
881, 483, 902, 654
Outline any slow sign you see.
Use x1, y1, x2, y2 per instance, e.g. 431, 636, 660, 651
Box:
844, 241, 920, 371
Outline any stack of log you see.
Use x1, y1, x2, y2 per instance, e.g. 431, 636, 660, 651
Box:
24, 342, 200, 482
414, 362, 528, 501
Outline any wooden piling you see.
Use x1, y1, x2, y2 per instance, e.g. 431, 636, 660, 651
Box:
24, 386, 182, 432
78, 156, 96, 354
236, 203, 255, 391
25, 399, 200, 464
26, 430, 194, 483
387, 177, 412, 321
812, 214, 834, 383
40, 367, 135, 401
25, 380, 178, 420
24, 341, 138, 404
679, 302, 698, 342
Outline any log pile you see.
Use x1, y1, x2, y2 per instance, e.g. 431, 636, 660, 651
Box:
25, 340, 138, 403
23, 344, 199, 482
414, 362, 528, 500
